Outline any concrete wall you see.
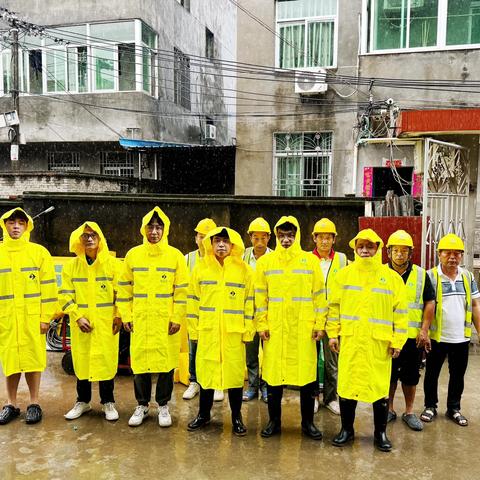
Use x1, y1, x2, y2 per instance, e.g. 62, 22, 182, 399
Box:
235, 0, 361, 197
0, 0, 236, 147
18, 192, 365, 257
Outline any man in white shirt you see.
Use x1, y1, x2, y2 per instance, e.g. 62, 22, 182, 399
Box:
420, 234, 480, 427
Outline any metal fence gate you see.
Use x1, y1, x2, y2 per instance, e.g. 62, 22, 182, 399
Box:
421, 138, 471, 269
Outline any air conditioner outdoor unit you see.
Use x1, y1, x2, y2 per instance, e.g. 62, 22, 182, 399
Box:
205, 124, 216, 140
294, 68, 328, 95
383, 0, 424, 11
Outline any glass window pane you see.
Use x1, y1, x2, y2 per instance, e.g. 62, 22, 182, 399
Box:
2, 51, 11, 93
78, 46, 88, 92
277, 0, 337, 20
142, 22, 156, 48
447, 0, 480, 45
90, 21, 135, 42
119, 43, 136, 91
142, 47, 151, 92
409, 0, 438, 47
307, 21, 334, 67
92, 47, 115, 90
45, 25, 87, 45
29, 50, 43, 94
373, 0, 407, 50
46, 50, 66, 92
67, 46, 88, 92
279, 23, 305, 68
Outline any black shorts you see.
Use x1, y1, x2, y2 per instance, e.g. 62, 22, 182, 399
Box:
390, 338, 423, 386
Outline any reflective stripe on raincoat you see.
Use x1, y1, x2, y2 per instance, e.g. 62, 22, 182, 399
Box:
187, 227, 254, 390
117, 207, 188, 374
0, 208, 57, 376
326, 229, 408, 403
254, 216, 327, 387
60, 222, 120, 381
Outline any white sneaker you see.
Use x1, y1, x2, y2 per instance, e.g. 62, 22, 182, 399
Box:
314, 397, 320, 414
102, 402, 119, 421
158, 405, 172, 427
64, 402, 92, 420
128, 405, 149, 427
214, 390, 224, 402
183, 382, 200, 400
326, 400, 341, 415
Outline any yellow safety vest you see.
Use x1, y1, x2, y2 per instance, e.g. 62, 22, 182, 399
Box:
405, 265, 426, 339
427, 266, 473, 342
186, 250, 201, 273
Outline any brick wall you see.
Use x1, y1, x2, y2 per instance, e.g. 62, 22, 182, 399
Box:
0, 173, 138, 197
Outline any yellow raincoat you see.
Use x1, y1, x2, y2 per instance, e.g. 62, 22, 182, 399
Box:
117, 207, 188, 374
326, 229, 408, 403
59, 222, 121, 381
187, 227, 255, 390
254, 216, 327, 387
0, 208, 57, 376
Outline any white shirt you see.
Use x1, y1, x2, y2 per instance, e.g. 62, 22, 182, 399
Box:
243, 246, 272, 269
438, 264, 480, 343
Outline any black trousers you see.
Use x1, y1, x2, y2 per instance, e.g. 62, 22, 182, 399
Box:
424, 340, 469, 411
134, 369, 174, 407
199, 386, 243, 419
76, 378, 115, 404
267, 381, 316, 424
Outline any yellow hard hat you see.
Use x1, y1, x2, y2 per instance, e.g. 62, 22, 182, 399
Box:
438, 233, 464, 252
195, 218, 217, 235
248, 217, 271, 234
386, 230, 414, 248
312, 218, 337, 236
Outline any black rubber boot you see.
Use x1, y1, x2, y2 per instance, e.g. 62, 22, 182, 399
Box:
373, 398, 392, 452
261, 385, 282, 438
232, 415, 247, 436
332, 397, 356, 447
300, 382, 322, 440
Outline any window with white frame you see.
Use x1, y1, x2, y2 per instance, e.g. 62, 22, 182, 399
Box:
273, 132, 333, 197
368, 0, 480, 51
276, 0, 337, 69
0, 20, 157, 96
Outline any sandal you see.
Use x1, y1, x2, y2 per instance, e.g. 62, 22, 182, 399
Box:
446, 410, 468, 427
420, 407, 437, 423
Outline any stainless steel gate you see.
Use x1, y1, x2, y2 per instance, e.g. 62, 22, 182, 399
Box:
421, 138, 470, 269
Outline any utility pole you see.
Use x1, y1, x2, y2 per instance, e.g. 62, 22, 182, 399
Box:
10, 27, 20, 167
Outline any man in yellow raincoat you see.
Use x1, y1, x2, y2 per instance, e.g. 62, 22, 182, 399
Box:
183, 217, 218, 401
60, 222, 122, 422
117, 207, 188, 427
326, 229, 407, 452
187, 227, 254, 436
255, 216, 327, 440
0, 208, 57, 425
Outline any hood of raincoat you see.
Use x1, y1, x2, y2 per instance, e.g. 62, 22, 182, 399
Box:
69, 221, 109, 264
140, 206, 171, 254
0, 207, 34, 246
273, 215, 302, 261
349, 228, 384, 270
202, 226, 245, 267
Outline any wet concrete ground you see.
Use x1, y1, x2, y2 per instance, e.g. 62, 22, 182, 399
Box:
1, 351, 480, 479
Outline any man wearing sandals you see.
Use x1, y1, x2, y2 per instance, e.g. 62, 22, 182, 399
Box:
386, 230, 435, 431
420, 234, 480, 427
